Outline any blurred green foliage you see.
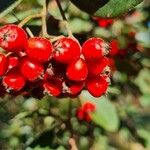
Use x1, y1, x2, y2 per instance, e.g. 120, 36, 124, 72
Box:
0, 0, 150, 150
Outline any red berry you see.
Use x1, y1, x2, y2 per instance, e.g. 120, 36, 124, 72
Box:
69, 82, 84, 95
0, 53, 8, 76
109, 39, 119, 56
26, 37, 53, 62
97, 18, 113, 28
108, 57, 116, 73
63, 81, 84, 95
2, 69, 25, 92
66, 58, 88, 81
87, 57, 109, 76
85, 113, 92, 122
83, 102, 96, 113
8, 56, 19, 70
0, 24, 27, 52
86, 76, 108, 97
82, 38, 109, 61
76, 108, 85, 120
43, 80, 62, 97
20, 57, 44, 81
53, 37, 81, 64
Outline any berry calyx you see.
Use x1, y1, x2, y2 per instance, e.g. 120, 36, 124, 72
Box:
86, 76, 108, 97
82, 38, 109, 61
66, 58, 88, 81
19, 57, 44, 81
2, 69, 25, 92
53, 37, 81, 64
0, 24, 27, 52
26, 37, 53, 62
0, 53, 8, 76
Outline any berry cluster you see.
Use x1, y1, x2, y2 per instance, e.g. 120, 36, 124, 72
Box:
0, 24, 111, 98
76, 102, 96, 122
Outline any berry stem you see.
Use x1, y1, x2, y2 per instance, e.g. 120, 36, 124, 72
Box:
18, 13, 42, 27
55, 0, 74, 37
42, 0, 48, 37
25, 27, 34, 38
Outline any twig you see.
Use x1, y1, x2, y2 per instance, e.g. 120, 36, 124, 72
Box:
55, 0, 74, 37
18, 13, 42, 27
69, 138, 78, 150
42, 0, 48, 36
26, 27, 34, 38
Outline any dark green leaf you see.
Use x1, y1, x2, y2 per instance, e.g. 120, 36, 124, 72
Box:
70, 0, 144, 18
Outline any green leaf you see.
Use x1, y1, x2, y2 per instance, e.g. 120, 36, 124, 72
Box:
70, 0, 144, 18
80, 92, 119, 132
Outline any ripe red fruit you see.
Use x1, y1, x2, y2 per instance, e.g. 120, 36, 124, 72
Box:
69, 82, 84, 95
95, 18, 113, 28
76, 102, 95, 122
87, 57, 109, 76
82, 38, 109, 61
2, 69, 25, 92
66, 58, 88, 81
8, 56, 19, 70
53, 37, 81, 64
76, 108, 85, 120
109, 39, 119, 56
83, 102, 96, 112
86, 76, 108, 97
26, 37, 53, 62
43, 81, 62, 97
63, 81, 84, 95
20, 57, 44, 81
0, 24, 27, 52
0, 53, 8, 76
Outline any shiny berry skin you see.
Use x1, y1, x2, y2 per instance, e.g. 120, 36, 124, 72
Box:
63, 81, 84, 95
53, 37, 81, 64
86, 76, 108, 97
8, 56, 19, 70
69, 82, 84, 95
20, 57, 44, 81
0, 53, 8, 76
109, 39, 119, 56
66, 58, 88, 81
2, 69, 25, 92
87, 57, 109, 76
82, 38, 109, 61
26, 37, 53, 62
43, 81, 62, 97
0, 24, 27, 52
